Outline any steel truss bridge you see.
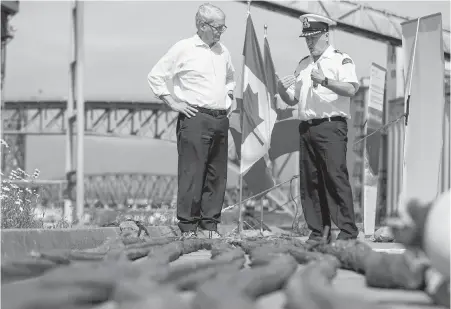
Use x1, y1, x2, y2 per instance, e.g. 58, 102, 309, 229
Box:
2, 100, 176, 173
2, 0, 450, 221
1, 100, 291, 213
1, 101, 245, 204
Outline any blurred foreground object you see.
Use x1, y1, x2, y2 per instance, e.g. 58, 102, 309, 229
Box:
389, 190, 450, 278
387, 190, 450, 307
423, 190, 450, 279
1, 1, 19, 42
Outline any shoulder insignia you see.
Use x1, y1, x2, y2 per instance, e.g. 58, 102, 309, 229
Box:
334, 49, 343, 55
342, 58, 353, 65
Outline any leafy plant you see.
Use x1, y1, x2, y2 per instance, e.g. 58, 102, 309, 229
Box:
1, 139, 44, 229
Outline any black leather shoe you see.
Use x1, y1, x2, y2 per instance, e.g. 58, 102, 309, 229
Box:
306, 233, 331, 245
336, 231, 358, 241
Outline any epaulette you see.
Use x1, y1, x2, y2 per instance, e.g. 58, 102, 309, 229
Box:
334, 49, 353, 65
299, 55, 309, 63
294, 56, 310, 77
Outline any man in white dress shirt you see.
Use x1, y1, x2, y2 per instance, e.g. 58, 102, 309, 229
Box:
277, 14, 360, 243
147, 3, 235, 239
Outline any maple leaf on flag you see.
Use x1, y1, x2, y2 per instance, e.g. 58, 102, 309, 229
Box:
239, 85, 265, 145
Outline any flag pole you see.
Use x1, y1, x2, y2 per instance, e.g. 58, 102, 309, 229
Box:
238, 0, 252, 237
238, 173, 244, 235
260, 24, 270, 235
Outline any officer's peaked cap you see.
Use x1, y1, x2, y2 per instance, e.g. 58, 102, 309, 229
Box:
299, 14, 336, 37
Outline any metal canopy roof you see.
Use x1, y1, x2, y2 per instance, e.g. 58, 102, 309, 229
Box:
246, 0, 450, 60
1, 1, 19, 15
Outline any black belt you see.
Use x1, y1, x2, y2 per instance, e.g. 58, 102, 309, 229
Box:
195, 106, 227, 117
303, 116, 346, 126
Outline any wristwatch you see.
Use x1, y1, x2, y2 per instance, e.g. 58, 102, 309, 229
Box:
321, 77, 328, 87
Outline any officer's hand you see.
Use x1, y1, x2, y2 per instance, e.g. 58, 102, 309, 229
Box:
276, 74, 295, 93
227, 90, 234, 100
311, 63, 326, 84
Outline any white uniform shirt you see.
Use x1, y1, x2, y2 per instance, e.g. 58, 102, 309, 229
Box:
288, 45, 359, 120
147, 34, 236, 111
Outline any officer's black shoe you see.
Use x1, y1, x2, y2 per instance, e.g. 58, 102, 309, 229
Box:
305, 233, 331, 245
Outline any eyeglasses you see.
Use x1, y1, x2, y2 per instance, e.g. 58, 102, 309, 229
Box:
204, 22, 227, 34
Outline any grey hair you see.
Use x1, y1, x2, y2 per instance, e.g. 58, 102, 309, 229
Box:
195, 3, 225, 29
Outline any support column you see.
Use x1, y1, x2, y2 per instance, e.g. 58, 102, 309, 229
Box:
378, 44, 404, 221
1, 10, 10, 174
75, 0, 85, 223
65, 0, 85, 224
64, 1, 76, 224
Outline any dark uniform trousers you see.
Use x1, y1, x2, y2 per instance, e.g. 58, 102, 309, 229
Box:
298, 116, 359, 240
176, 107, 229, 233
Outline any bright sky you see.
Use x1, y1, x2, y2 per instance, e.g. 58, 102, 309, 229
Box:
4, 0, 450, 101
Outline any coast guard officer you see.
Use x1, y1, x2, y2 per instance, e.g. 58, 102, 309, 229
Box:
277, 14, 360, 243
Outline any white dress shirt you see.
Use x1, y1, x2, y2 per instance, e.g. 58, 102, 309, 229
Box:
147, 34, 236, 111
288, 45, 359, 120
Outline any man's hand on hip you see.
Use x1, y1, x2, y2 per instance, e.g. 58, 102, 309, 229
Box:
160, 95, 198, 118
171, 102, 198, 118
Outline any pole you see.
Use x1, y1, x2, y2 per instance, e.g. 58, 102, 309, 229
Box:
361, 88, 368, 225
375, 77, 388, 224
65, 1, 76, 224
238, 173, 244, 234
1, 40, 6, 109
75, 0, 85, 224
237, 0, 252, 236
1, 12, 8, 175
1, 39, 6, 174
261, 24, 270, 235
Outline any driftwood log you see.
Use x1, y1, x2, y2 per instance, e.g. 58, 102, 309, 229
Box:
310, 240, 373, 274
2, 262, 119, 309
112, 241, 246, 308
1, 237, 207, 309
284, 257, 390, 309
309, 239, 433, 292
1, 236, 182, 284
363, 249, 429, 290
3, 228, 447, 309
146, 246, 246, 288
191, 254, 298, 309
307, 235, 449, 307
248, 243, 336, 267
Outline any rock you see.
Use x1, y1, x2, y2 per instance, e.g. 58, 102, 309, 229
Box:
373, 226, 395, 243
119, 220, 140, 238
119, 219, 150, 240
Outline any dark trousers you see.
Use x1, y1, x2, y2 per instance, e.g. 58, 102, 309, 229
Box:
298, 117, 358, 240
176, 110, 229, 233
